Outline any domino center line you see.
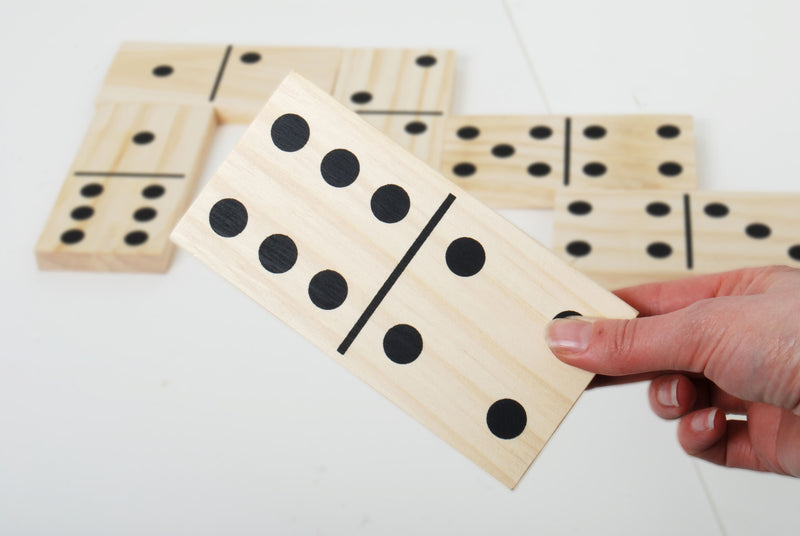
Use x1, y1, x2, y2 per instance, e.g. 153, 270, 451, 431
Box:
356, 110, 444, 116
337, 193, 457, 355
208, 44, 233, 102
563, 117, 571, 186
74, 172, 185, 179
683, 193, 694, 269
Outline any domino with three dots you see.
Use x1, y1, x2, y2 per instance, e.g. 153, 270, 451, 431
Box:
171, 73, 636, 487
332, 48, 456, 167
553, 189, 800, 289
440, 115, 697, 208
35, 101, 216, 272
96, 42, 344, 124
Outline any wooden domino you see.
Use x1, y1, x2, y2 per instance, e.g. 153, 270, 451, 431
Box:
213, 45, 343, 123
96, 42, 344, 124
171, 73, 636, 487
36, 101, 216, 272
97, 43, 229, 107
553, 189, 800, 289
440, 115, 697, 208
332, 48, 456, 166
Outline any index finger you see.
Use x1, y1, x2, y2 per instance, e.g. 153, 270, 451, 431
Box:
612, 268, 756, 317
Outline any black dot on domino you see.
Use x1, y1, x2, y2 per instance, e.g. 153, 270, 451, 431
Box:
209, 198, 248, 237
132, 131, 155, 145
308, 270, 348, 310
60, 229, 84, 245
240, 51, 261, 64
124, 231, 148, 246
789, 245, 800, 261
553, 310, 582, 319
487, 399, 527, 440
583, 162, 607, 177
646, 201, 671, 217
528, 162, 551, 177
446, 237, 485, 277
647, 242, 673, 258
81, 183, 103, 198
657, 125, 681, 138
321, 149, 360, 188
133, 207, 156, 222
659, 162, 683, 177
415, 55, 437, 67
259, 234, 298, 274
350, 91, 372, 104
404, 121, 427, 135
492, 144, 515, 158
71, 206, 94, 221
567, 201, 592, 215
530, 125, 553, 139
583, 125, 606, 139
566, 240, 591, 257
745, 223, 771, 239
457, 126, 480, 140
704, 202, 729, 218
452, 163, 476, 177
271, 113, 310, 152
142, 184, 165, 199
383, 324, 423, 365
371, 184, 410, 224
152, 65, 173, 77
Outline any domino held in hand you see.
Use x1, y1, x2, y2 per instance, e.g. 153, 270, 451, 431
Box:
171, 73, 636, 487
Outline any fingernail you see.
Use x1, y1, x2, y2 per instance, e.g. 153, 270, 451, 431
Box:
657, 378, 680, 408
545, 318, 594, 354
691, 408, 718, 432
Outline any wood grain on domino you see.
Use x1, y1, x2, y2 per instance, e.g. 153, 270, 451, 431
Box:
554, 189, 800, 289
172, 73, 635, 488
97, 42, 229, 106
96, 42, 344, 124
441, 115, 697, 208
333, 48, 456, 166
213, 45, 343, 123
36, 102, 216, 272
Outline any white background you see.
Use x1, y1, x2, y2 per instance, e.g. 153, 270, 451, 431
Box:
2, 0, 799, 534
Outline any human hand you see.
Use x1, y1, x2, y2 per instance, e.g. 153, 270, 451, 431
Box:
545, 265, 800, 476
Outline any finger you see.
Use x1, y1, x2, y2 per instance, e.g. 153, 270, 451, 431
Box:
612, 267, 762, 317
648, 375, 749, 419
649, 374, 697, 420
677, 410, 772, 473
545, 301, 731, 377
707, 386, 748, 415
613, 272, 730, 317
589, 372, 662, 388
588, 371, 707, 388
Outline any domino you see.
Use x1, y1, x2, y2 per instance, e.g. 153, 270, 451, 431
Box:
41, 43, 457, 272
36, 101, 216, 272
553, 189, 800, 289
171, 73, 636, 487
97, 42, 229, 107
332, 48, 456, 166
96, 42, 343, 124
213, 45, 343, 123
441, 115, 697, 208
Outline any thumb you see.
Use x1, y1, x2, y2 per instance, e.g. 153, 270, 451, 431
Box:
544, 312, 713, 377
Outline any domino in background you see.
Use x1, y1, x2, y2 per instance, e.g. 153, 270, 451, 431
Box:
37, 43, 455, 272
171, 73, 636, 488
97, 42, 454, 164
35, 102, 216, 272
440, 115, 697, 208
553, 189, 800, 289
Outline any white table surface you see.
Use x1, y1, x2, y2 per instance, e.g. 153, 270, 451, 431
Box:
2, 0, 798, 534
